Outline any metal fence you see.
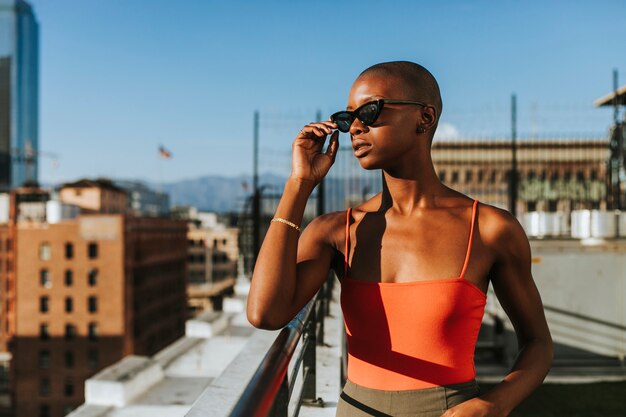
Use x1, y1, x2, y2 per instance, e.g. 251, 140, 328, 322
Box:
238, 132, 621, 275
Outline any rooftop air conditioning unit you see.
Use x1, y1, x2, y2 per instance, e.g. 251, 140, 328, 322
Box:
571, 210, 618, 239
521, 211, 566, 238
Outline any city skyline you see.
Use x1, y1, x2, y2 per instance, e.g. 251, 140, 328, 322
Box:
26, 0, 626, 184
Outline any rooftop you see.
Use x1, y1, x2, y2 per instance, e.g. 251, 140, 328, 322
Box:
60, 178, 127, 194
594, 84, 626, 107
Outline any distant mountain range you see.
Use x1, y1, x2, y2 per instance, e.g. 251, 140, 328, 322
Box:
47, 172, 362, 214
155, 173, 288, 213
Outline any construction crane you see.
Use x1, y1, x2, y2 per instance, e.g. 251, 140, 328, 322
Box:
7, 141, 60, 187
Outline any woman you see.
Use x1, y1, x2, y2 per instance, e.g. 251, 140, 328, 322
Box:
247, 61, 553, 417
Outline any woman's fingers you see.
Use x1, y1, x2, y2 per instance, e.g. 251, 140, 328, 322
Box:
302, 125, 329, 137
308, 120, 337, 129
291, 121, 340, 183
298, 121, 339, 139
324, 130, 339, 161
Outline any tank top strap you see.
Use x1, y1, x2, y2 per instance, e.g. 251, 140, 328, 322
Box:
459, 199, 479, 279
344, 207, 352, 279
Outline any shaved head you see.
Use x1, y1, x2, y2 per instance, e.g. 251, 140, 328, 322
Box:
359, 61, 443, 123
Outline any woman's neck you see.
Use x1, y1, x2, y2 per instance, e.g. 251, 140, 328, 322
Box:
378, 154, 448, 215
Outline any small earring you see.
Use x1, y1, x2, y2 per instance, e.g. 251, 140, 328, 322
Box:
417, 126, 426, 134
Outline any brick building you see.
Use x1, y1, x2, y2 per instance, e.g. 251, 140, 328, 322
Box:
187, 215, 238, 314
58, 178, 127, 215
0, 185, 187, 417
431, 138, 609, 215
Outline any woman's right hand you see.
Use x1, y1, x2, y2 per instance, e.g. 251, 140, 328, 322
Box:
290, 121, 340, 185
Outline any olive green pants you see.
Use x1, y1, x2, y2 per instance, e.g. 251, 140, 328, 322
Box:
336, 379, 481, 417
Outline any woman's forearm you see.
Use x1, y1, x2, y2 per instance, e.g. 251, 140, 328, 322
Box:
479, 338, 554, 416
247, 177, 316, 329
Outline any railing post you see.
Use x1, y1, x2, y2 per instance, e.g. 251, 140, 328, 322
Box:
317, 285, 326, 346
302, 302, 317, 402
325, 277, 332, 316
267, 374, 289, 417
340, 324, 348, 388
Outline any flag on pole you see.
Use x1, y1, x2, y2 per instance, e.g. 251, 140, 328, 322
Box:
158, 145, 173, 159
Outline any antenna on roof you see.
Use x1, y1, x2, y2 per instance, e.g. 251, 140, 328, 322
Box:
613, 69, 619, 125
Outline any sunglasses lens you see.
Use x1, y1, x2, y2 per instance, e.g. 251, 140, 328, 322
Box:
331, 112, 353, 133
356, 101, 381, 125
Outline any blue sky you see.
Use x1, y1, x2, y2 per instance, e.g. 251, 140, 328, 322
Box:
28, 0, 626, 184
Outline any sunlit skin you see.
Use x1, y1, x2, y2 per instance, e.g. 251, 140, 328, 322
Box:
247, 68, 554, 417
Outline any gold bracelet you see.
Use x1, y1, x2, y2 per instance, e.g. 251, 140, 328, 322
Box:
271, 217, 301, 232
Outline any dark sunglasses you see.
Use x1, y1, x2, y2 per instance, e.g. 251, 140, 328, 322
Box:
330, 99, 430, 133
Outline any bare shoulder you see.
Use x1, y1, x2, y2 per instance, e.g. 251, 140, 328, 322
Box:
300, 193, 381, 251
347, 192, 384, 219
301, 210, 347, 250
477, 202, 531, 263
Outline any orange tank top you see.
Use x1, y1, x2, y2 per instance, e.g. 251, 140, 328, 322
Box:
341, 199, 487, 390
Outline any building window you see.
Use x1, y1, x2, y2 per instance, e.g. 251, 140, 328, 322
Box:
489, 170, 497, 183
65, 297, 73, 313
438, 170, 446, 182
465, 170, 473, 182
39, 242, 51, 261
65, 324, 76, 340
87, 349, 99, 369
451, 171, 459, 183
551, 171, 559, 182
88, 296, 98, 313
88, 242, 98, 259
88, 323, 98, 341
88, 268, 98, 286
39, 378, 50, 396
64, 379, 74, 397
65, 270, 73, 287
64, 351, 74, 368
39, 296, 49, 313
39, 404, 50, 417
38, 350, 50, 369
213, 239, 218, 247
477, 170, 484, 183
65, 243, 74, 259
40, 269, 51, 288
39, 324, 50, 340
590, 169, 597, 180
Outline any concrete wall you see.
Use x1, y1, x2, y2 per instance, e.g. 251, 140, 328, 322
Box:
490, 238, 626, 360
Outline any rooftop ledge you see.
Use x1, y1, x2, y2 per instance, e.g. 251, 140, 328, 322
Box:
68, 279, 255, 417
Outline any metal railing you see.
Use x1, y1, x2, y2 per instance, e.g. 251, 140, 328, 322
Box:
229, 274, 334, 417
